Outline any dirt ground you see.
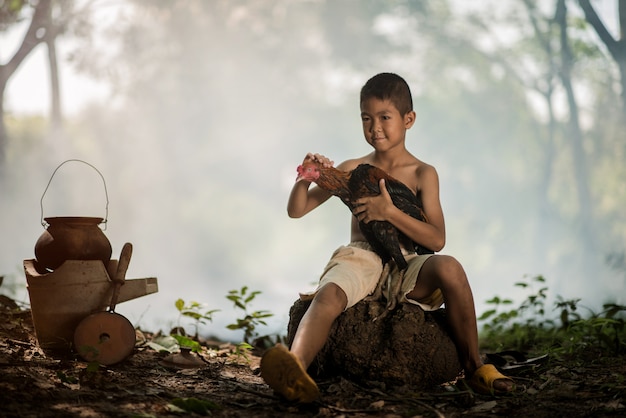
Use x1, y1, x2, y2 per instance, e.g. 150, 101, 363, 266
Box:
1, 297, 625, 418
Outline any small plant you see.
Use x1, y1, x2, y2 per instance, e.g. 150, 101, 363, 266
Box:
233, 342, 254, 363
479, 275, 626, 358
554, 295, 582, 328
564, 303, 626, 356
171, 334, 202, 353
226, 286, 273, 343
174, 299, 219, 339
479, 275, 553, 351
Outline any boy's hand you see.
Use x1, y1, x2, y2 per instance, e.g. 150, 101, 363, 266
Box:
304, 153, 334, 168
352, 179, 393, 223
296, 153, 334, 183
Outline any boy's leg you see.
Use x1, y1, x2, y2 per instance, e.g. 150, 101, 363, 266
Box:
405, 255, 514, 394
260, 283, 347, 402
291, 282, 348, 368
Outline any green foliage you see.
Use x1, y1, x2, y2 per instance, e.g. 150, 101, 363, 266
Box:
171, 334, 202, 353
168, 397, 220, 416
174, 298, 219, 339
226, 286, 273, 344
565, 303, 626, 356
233, 342, 253, 363
163, 289, 278, 358
479, 275, 626, 359
479, 275, 552, 351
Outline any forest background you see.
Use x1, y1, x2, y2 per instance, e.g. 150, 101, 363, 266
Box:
0, 0, 624, 342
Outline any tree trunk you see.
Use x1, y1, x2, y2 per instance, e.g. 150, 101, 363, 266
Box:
556, 0, 595, 251
578, 0, 626, 124
287, 299, 462, 389
521, 0, 560, 261
46, 32, 63, 132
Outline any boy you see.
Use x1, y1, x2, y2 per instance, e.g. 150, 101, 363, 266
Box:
260, 73, 514, 402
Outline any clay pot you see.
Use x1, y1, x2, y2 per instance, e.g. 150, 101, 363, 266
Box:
35, 217, 112, 271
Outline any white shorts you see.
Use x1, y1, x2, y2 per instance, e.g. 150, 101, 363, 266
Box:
300, 242, 443, 311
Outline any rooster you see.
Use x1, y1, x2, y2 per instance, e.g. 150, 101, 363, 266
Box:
297, 158, 433, 317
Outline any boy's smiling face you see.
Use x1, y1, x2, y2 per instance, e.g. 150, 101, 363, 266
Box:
360, 97, 415, 152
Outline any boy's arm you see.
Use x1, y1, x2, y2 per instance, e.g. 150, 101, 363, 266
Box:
353, 165, 446, 252
287, 179, 332, 218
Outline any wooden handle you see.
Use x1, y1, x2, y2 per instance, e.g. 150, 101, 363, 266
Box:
114, 243, 133, 285
109, 242, 133, 312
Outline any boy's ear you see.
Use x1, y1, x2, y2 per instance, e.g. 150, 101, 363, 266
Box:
404, 110, 416, 129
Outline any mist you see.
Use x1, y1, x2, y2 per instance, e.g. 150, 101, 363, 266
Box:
1, 0, 624, 342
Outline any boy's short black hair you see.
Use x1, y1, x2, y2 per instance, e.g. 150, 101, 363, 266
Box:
360, 73, 413, 116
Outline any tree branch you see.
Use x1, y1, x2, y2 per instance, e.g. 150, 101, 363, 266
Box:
0, 1, 51, 83
578, 0, 622, 58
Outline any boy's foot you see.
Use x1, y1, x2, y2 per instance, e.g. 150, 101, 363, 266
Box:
260, 344, 320, 403
467, 364, 515, 395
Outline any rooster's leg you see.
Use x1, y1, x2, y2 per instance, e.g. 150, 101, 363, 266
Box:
385, 269, 405, 312
365, 263, 390, 303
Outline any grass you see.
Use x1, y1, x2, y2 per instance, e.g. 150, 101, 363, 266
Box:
478, 275, 626, 361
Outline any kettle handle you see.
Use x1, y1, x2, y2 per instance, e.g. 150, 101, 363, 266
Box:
40, 159, 109, 229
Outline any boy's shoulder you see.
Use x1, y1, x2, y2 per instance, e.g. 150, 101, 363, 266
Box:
336, 155, 371, 171
414, 158, 437, 175
337, 153, 437, 172
388, 155, 438, 193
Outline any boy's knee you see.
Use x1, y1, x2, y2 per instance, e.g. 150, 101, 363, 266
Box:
431, 255, 465, 280
314, 283, 348, 311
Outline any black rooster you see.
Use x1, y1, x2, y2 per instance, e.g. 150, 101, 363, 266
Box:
297, 158, 433, 315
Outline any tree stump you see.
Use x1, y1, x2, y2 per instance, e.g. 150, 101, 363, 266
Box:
287, 299, 462, 389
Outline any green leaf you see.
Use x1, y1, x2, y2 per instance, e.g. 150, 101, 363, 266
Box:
478, 309, 497, 320
182, 311, 202, 320
171, 334, 201, 352
175, 298, 185, 312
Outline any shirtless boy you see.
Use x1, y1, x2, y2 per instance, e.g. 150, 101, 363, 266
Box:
260, 72, 514, 402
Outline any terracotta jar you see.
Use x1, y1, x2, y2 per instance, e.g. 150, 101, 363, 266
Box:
34, 217, 112, 271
